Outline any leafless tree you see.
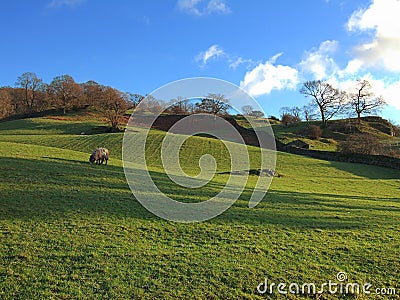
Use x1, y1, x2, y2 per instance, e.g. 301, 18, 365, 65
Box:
248, 110, 264, 118
195, 93, 230, 115
300, 80, 345, 124
302, 104, 317, 121
242, 105, 253, 116
127, 93, 145, 109
15, 72, 43, 114
280, 106, 301, 125
347, 79, 386, 124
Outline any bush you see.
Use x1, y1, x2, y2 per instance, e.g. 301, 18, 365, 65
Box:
281, 114, 300, 126
338, 134, 383, 155
303, 125, 323, 140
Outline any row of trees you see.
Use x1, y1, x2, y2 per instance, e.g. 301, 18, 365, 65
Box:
0, 73, 241, 128
279, 79, 386, 125
138, 93, 233, 116
0, 72, 144, 129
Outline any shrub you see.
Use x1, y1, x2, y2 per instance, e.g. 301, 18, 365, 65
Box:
305, 125, 323, 140
338, 134, 383, 155
281, 114, 300, 126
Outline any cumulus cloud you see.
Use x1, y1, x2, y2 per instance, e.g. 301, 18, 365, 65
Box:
299, 40, 339, 79
195, 44, 225, 65
48, 0, 85, 8
177, 0, 231, 16
365, 77, 400, 110
347, 0, 400, 73
239, 53, 299, 97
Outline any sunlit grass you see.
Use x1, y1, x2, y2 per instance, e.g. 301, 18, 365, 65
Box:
0, 117, 399, 299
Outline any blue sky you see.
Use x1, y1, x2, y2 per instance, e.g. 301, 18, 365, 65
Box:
1, 0, 399, 122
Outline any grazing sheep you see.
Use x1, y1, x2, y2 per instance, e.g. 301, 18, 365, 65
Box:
89, 148, 109, 165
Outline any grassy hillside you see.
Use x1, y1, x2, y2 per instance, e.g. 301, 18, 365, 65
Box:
269, 117, 400, 151
1, 116, 400, 299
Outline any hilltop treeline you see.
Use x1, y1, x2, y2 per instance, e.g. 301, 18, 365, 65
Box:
0, 72, 145, 129
0, 74, 241, 126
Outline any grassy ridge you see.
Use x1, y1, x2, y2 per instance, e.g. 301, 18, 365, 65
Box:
0, 117, 400, 299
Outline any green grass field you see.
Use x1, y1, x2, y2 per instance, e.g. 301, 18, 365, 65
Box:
1, 116, 399, 299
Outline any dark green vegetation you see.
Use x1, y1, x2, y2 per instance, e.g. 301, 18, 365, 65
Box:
1, 114, 399, 299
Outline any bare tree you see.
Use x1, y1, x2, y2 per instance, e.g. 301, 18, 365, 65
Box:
279, 106, 291, 118
348, 79, 386, 124
242, 105, 253, 116
291, 106, 301, 120
128, 93, 145, 109
281, 114, 300, 126
280, 106, 301, 124
300, 80, 345, 124
249, 110, 264, 118
168, 96, 191, 114
139, 95, 165, 114
302, 104, 317, 121
48, 75, 83, 114
196, 93, 230, 115
15, 72, 43, 114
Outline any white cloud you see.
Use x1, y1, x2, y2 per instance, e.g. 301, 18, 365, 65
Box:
365, 77, 400, 110
240, 53, 299, 97
299, 40, 339, 79
48, 0, 85, 8
382, 80, 400, 110
177, 0, 202, 15
177, 0, 231, 16
325, 74, 400, 110
228, 56, 254, 70
340, 59, 363, 76
195, 45, 254, 69
206, 0, 231, 14
196, 44, 225, 65
347, 0, 400, 72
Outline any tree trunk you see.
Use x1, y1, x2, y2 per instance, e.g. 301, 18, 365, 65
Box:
319, 106, 326, 124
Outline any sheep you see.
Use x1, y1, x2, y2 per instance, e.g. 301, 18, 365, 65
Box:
89, 148, 109, 165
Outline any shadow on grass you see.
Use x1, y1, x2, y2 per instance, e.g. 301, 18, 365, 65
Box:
328, 160, 400, 180
218, 187, 400, 228
330, 161, 400, 179
42, 156, 90, 165
1, 156, 398, 229
0, 119, 103, 135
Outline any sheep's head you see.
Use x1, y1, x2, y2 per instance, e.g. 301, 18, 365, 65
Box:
89, 154, 96, 164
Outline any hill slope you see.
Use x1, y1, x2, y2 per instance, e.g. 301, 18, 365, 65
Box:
270, 116, 400, 151
0, 116, 399, 299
